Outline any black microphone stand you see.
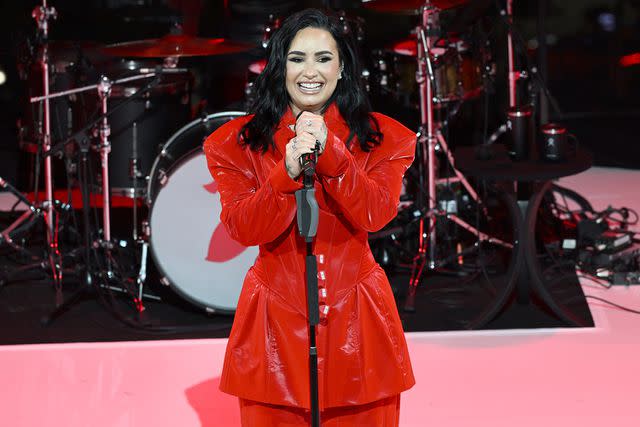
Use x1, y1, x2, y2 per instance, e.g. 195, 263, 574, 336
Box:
295, 156, 320, 427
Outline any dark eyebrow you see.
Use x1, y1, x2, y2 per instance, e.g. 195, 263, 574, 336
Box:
287, 50, 335, 56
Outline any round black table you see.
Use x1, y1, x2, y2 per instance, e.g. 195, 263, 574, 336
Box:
454, 143, 593, 326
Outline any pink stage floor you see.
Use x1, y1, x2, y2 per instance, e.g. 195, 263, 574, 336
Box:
1, 167, 639, 426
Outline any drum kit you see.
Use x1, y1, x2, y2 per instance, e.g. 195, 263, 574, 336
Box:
362, 0, 525, 316
3, 0, 257, 321
1, 0, 535, 325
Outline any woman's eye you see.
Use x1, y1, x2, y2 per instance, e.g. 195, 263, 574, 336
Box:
288, 57, 304, 63
318, 56, 332, 63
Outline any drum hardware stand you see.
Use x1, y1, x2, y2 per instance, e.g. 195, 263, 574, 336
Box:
504, 0, 527, 109
134, 221, 151, 313
31, 71, 166, 324
1, 1, 78, 293
0, 176, 43, 258
0, 178, 49, 288
128, 121, 149, 313
482, 0, 530, 146
404, 3, 513, 312
126, 120, 152, 313
130, 122, 143, 241
30, 0, 64, 290
0, 177, 76, 290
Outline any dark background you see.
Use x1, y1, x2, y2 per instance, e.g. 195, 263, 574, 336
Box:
0, 0, 626, 341
1, 0, 640, 189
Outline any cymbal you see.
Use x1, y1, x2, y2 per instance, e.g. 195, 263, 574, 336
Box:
102, 35, 254, 58
389, 36, 463, 57
362, 0, 469, 14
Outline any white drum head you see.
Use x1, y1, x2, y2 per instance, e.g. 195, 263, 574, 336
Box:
149, 152, 258, 313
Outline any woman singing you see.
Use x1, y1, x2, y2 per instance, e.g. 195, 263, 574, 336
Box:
204, 8, 416, 426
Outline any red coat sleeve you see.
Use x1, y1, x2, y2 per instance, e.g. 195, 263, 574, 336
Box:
203, 121, 303, 246
315, 116, 416, 232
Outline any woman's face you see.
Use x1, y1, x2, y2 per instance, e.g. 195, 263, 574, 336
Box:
285, 27, 341, 116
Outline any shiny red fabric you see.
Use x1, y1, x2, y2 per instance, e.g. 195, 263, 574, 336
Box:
203, 104, 416, 409
239, 395, 400, 426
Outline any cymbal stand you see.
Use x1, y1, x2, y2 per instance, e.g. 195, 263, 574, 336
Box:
404, 3, 512, 312
31, 0, 63, 288
505, 0, 526, 108
484, 0, 530, 144
96, 76, 114, 272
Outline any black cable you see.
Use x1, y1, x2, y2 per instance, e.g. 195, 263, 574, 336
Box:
603, 208, 638, 227
62, 154, 82, 249
10, 198, 21, 212
429, 186, 520, 329
584, 295, 640, 315
527, 199, 640, 317
576, 270, 611, 288
92, 271, 234, 334
534, 190, 587, 279
74, 209, 229, 335
70, 149, 209, 335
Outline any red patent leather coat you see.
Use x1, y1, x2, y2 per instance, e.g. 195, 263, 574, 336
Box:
203, 103, 416, 409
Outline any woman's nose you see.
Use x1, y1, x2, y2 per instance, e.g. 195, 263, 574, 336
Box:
302, 61, 318, 77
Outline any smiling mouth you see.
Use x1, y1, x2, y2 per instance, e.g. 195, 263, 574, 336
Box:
297, 82, 324, 94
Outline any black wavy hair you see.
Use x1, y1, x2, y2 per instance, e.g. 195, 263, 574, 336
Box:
239, 8, 381, 153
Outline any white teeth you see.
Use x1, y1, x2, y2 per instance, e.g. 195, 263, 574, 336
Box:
299, 82, 322, 89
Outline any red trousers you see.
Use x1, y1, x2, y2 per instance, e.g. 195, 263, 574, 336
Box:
238, 395, 400, 426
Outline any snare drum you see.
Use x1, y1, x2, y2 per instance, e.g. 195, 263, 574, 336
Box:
373, 37, 483, 109
146, 111, 257, 313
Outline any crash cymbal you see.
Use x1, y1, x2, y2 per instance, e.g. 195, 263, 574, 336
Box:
102, 34, 254, 58
362, 0, 468, 14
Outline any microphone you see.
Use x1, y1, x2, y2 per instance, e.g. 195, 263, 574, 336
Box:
300, 142, 319, 178
295, 111, 321, 178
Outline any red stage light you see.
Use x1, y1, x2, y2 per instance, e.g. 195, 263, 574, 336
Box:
619, 52, 640, 67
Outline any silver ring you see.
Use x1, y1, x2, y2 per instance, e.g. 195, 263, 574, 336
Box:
306, 119, 312, 127
292, 138, 297, 149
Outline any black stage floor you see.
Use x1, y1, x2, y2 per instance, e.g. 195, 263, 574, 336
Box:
0, 237, 594, 346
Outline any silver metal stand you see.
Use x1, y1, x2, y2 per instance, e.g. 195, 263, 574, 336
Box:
404, 2, 513, 312
0, 176, 42, 258
483, 1, 530, 145
505, 0, 527, 108
31, 71, 164, 316
97, 77, 114, 258
31, 0, 63, 287
30, 74, 161, 254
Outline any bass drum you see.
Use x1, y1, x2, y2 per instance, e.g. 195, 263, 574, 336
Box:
146, 111, 258, 314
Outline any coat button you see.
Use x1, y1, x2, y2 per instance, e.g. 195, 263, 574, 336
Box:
319, 304, 330, 324
318, 287, 327, 304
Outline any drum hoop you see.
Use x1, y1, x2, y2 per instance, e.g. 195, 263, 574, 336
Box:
146, 110, 246, 206
148, 152, 240, 314
146, 110, 247, 314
